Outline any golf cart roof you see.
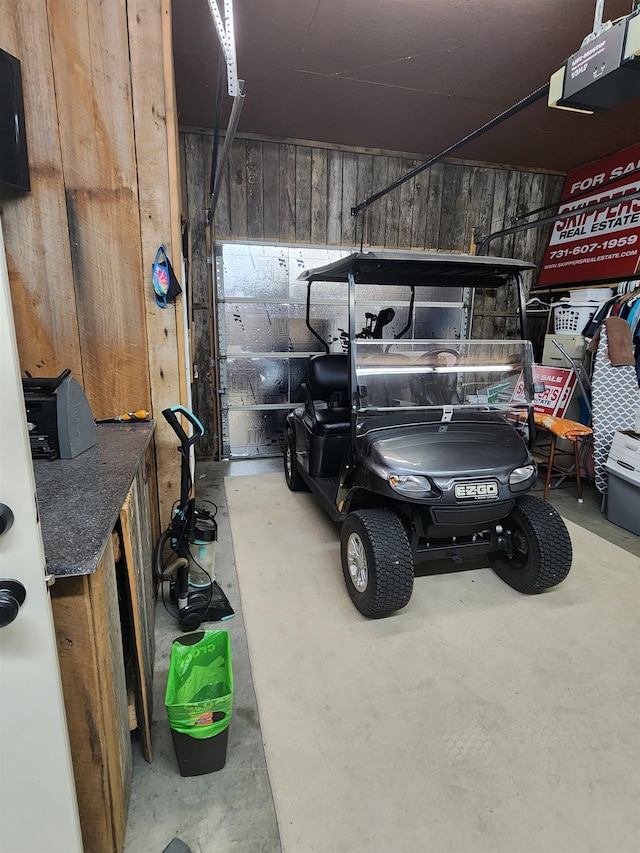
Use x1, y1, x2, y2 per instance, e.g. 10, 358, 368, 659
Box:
298, 251, 536, 288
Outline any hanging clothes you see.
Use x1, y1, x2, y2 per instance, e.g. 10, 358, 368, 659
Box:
582, 295, 621, 337
588, 317, 635, 366
583, 284, 640, 386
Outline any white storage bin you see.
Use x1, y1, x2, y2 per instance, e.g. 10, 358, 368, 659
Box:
608, 429, 640, 476
553, 301, 599, 334
569, 288, 614, 302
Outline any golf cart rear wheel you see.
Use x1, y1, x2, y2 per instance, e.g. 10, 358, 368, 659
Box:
341, 509, 414, 618
489, 494, 572, 593
284, 434, 308, 492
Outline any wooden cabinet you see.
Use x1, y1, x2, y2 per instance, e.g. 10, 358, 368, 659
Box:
38, 430, 159, 853
51, 542, 132, 853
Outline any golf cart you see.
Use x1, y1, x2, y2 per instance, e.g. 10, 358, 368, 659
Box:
283, 251, 572, 618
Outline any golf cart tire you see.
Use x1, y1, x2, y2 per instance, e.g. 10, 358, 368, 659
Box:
341, 508, 414, 618
284, 434, 309, 492
489, 494, 572, 593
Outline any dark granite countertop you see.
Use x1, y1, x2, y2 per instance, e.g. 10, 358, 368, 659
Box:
33, 423, 155, 578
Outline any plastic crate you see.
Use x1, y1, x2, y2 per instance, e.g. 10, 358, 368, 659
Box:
604, 461, 640, 535
552, 302, 598, 334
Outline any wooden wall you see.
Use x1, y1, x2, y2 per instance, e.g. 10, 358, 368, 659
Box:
0, 0, 186, 527
180, 129, 565, 453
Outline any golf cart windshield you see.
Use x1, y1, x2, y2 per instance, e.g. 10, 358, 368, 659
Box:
355, 339, 534, 413
298, 250, 538, 434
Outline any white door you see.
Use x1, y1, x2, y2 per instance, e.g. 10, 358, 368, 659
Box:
0, 217, 82, 852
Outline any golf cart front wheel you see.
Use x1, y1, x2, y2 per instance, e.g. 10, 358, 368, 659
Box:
488, 494, 572, 593
340, 509, 414, 618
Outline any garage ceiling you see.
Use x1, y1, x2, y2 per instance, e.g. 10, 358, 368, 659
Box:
172, 0, 640, 174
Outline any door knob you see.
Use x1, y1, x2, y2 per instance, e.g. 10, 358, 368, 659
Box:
0, 504, 14, 536
0, 580, 26, 628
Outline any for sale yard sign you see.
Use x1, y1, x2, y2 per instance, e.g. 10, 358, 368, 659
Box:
511, 366, 577, 417
537, 143, 640, 287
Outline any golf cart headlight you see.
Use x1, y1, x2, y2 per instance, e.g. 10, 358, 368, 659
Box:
509, 464, 536, 486
388, 474, 434, 498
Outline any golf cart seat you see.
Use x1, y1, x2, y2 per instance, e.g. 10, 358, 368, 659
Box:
302, 353, 350, 436
417, 371, 461, 406
360, 352, 413, 408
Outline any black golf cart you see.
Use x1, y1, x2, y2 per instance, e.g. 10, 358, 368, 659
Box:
283, 251, 572, 618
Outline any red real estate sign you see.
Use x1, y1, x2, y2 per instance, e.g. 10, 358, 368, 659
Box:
537, 142, 640, 287
511, 365, 577, 417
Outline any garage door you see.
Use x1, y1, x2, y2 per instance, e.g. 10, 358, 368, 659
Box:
214, 241, 470, 458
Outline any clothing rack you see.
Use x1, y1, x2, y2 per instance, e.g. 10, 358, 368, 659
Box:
585, 283, 640, 334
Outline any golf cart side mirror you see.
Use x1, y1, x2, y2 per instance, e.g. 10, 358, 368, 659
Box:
533, 382, 545, 394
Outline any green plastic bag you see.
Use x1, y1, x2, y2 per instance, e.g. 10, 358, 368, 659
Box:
165, 630, 233, 740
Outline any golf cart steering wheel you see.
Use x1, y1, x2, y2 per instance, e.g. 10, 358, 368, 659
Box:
413, 347, 461, 406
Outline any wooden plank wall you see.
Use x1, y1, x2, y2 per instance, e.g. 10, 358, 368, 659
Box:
0, 1, 83, 382
180, 129, 564, 452
184, 133, 216, 458
128, 0, 186, 524
46, 0, 150, 417
0, 0, 185, 528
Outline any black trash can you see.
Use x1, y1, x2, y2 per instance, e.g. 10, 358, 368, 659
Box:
165, 630, 233, 777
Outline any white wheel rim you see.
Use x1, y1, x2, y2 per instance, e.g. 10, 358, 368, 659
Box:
347, 532, 368, 592
285, 443, 292, 479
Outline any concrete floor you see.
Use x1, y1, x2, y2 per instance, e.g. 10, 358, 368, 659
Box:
124, 456, 639, 853
124, 456, 283, 853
